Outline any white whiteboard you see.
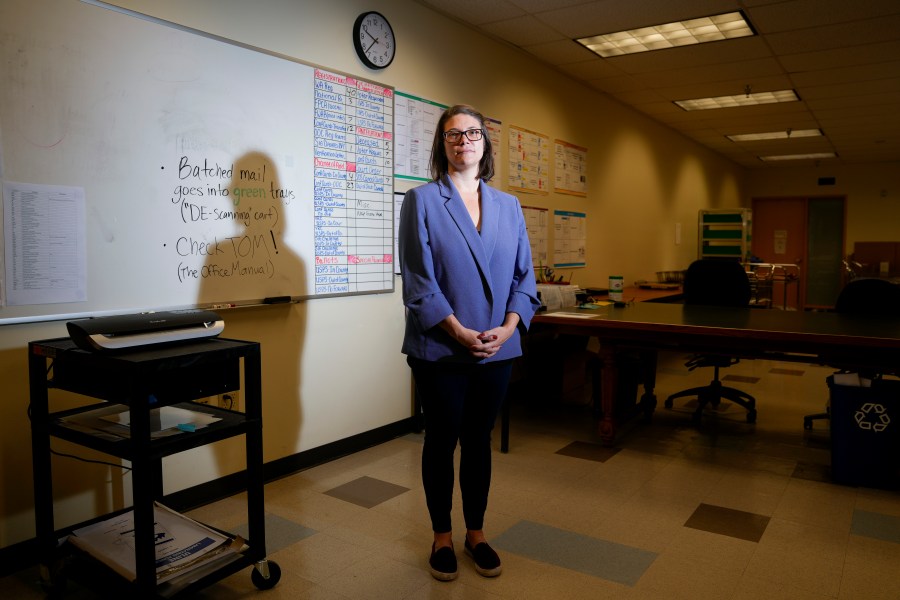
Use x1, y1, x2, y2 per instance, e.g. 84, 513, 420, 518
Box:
0, 0, 395, 325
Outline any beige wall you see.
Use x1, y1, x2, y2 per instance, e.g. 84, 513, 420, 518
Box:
744, 163, 900, 254
0, 0, 785, 548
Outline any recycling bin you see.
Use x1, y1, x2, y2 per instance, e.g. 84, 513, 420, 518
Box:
828, 375, 900, 489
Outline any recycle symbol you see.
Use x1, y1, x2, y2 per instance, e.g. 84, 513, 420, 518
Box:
854, 403, 891, 432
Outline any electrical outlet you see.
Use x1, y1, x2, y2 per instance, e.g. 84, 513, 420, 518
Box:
218, 391, 240, 411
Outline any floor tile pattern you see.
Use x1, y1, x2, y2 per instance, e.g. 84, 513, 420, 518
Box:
5, 351, 900, 599
554, 440, 620, 462
491, 520, 658, 586
683, 503, 771, 542
324, 475, 410, 508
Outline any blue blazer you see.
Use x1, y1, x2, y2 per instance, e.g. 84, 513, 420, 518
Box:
399, 175, 540, 363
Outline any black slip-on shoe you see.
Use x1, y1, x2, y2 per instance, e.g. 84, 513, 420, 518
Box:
464, 538, 502, 577
429, 543, 458, 581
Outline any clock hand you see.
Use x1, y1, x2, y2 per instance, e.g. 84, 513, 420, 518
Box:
365, 37, 380, 53
363, 27, 378, 43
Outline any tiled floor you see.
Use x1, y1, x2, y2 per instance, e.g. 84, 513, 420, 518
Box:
5, 351, 900, 599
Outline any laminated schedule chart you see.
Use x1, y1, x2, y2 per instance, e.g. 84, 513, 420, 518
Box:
313, 69, 395, 295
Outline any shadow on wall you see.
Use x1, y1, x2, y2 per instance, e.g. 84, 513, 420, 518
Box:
201, 152, 306, 472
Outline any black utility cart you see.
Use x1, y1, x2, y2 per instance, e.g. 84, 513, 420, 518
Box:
29, 336, 280, 597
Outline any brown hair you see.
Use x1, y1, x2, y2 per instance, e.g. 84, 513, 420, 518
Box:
429, 104, 494, 182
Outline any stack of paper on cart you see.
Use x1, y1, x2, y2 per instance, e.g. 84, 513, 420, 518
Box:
67, 502, 243, 586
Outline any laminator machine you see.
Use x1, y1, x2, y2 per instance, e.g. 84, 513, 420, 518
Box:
66, 309, 224, 352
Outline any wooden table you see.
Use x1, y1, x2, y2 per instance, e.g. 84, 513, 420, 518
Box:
586, 285, 683, 304
511, 303, 900, 446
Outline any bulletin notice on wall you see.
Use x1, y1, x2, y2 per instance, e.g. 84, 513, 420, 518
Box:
2, 182, 87, 306
522, 205, 549, 267
394, 92, 447, 182
508, 126, 549, 195
554, 210, 586, 268
554, 140, 587, 197
313, 69, 395, 295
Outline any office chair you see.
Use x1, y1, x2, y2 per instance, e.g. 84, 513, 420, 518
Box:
664, 259, 757, 424
803, 277, 900, 429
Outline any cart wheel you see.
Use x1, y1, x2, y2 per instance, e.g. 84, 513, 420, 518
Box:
251, 560, 281, 590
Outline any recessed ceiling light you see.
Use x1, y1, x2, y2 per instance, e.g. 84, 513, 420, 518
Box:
675, 89, 799, 111
576, 11, 755, 57
727, 129, 822, 142
759, 152, 837, 161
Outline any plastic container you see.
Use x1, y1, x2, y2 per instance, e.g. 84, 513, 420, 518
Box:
608, 275, 624, 301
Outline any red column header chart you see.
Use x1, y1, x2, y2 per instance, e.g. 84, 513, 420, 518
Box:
313, 69, 394, 296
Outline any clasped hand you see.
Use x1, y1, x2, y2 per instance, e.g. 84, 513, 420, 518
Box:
440, 313, 520, 359
462, 326, 510, 359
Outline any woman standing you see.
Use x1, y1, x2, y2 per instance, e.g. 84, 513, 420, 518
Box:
398, 104, 540, 581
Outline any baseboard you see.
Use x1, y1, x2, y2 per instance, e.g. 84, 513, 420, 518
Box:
0, 416, 418, 578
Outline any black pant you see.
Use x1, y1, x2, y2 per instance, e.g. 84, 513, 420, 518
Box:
408, 356, 513, 534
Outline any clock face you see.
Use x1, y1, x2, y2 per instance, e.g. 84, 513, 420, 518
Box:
353, 12, 395, 70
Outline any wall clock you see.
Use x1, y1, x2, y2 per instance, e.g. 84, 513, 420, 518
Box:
353, 11, 395, 70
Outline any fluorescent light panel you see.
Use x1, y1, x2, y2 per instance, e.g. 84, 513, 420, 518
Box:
759, 152, 837, 161
675, 89, 799, 111
576, 11, 754, 57
727, 129, 822, 142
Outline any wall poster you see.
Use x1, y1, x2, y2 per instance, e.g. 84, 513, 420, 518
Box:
507, 125, 549, 195
554, 140, 587, 197
553, 210, 586, 268
522, 205, 548, 267
394, 92, 447, 182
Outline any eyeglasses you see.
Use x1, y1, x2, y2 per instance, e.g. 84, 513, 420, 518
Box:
442, 128, 484, 143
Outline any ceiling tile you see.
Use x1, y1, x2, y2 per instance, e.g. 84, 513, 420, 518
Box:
790, 61, 900, 87
780, 40, 900, 72
801, 78, 900, 100
479, 14, 567, 45
535, 0, 742, 39
631, 58, 785, 89
763, 14, 900, 55
522, 39, 598, 64
746, 0, 900, 33
508, 0, 588, 11
415, 0, 525, 25
806, 91, 900, 111
557, 59, 629, 80
608, 89, 672, 105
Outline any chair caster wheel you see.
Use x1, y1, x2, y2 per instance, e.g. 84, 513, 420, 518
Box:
664, 398, 673, 409
746, 409, 757, 424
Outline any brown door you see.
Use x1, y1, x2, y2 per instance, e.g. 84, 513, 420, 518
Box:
751, 197, 806, 309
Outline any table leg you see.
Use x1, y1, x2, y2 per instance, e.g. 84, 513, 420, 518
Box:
597, 345, 618, 446
638, 349, 658, 419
